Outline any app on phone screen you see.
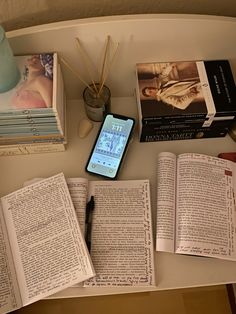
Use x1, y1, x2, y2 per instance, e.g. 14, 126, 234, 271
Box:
86, 114, 134, 178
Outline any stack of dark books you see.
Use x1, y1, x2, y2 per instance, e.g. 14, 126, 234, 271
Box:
0, 53, 66, 155
136, 60, 236, 142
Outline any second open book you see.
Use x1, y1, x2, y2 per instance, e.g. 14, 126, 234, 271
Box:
156, 152, 236, 261
24, 175, 156, 288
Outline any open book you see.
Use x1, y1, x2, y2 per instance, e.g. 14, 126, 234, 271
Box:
156, 152, 236, 261
25, 177, 156, 288
0, 173, 95, 314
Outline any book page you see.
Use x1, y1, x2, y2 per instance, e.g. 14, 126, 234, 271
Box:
65, 178, 88, 288
176, 153, 236, 260
156, 152, 176, 253
0, 205, 21, 314
65, 178, 88, 235
24, 177, 89, 289
84, 180, 155, 287
1, 173, 95, 306
24, 177, 88, 235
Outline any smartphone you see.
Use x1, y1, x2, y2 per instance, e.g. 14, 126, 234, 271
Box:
86, 113, 135, 179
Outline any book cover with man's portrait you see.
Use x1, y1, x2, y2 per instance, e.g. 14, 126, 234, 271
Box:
136, 60, 236, 121
136, 61, 209, 118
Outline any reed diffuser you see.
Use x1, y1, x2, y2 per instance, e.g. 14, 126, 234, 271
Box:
61, 35, 119, 121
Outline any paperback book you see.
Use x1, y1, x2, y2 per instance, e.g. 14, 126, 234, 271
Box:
0, 142, 65, 156
0, 173, 95, 314
0, 53, 65, 139
156, 152, 236, 260
0, 54, 66, 152
24, 177, 156, 288
136, 60, 236, 142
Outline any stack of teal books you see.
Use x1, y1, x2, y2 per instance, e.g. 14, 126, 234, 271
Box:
0, 53, 66, 156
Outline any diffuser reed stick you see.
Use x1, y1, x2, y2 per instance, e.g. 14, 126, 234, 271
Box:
98, 35, 111, 92
97, 42, 119, 96
75, 37, 99, 94
61, 36, 119, 99
60, 56, 94, 93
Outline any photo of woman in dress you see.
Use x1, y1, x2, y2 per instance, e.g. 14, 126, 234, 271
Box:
11, 53, 54, 109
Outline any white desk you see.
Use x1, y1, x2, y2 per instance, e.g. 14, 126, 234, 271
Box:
2, 14, 236, 298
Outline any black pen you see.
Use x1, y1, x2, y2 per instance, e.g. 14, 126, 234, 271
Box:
85, 195, 95, 252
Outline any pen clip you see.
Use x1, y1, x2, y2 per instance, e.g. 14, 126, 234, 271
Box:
85, 196, 95, 252
86, 196, 94, 219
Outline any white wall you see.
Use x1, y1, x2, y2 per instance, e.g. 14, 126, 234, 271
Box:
0, 0, 236, 31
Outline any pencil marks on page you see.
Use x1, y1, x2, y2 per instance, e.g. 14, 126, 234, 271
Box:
176, 155, 235, 258
2, 174, 94, 303
66, 178, 88, 235
156, 152, 176, 253
0, 207, 20, 313
84, 180, 155, 287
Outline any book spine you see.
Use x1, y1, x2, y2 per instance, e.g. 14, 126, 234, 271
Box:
141, 119, 234, 132
0, 142, 65, 156
140, 126, 228, 142
0, 129, 62, 137
0, 123, 60, 131
0, 117, 58, 125
0, 108, 55, 116
0, 134, 66, 145
137, 60, 236, 131
142, 113, 207, 124
0, 113, 57, 120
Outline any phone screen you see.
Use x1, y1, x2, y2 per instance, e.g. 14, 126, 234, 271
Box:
86, 114, 135, 179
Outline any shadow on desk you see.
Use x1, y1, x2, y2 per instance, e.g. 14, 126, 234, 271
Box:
12, 285, 231, 314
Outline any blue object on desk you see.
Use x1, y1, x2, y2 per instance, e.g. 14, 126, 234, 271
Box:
0, 25, 20, 93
